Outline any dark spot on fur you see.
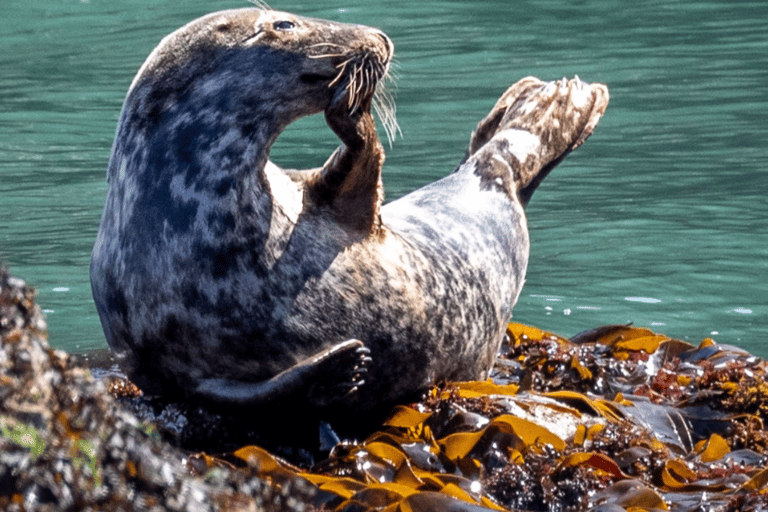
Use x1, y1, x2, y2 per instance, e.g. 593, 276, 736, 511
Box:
104, 274, 128, 321
194, 242, 245, 279
132, 313, 203, 397
132, 171, 199, 236
174, 121, 218, 188
182, 285, 211, 311
207, 211, 237, 236
300, 73, 331, 86
214, 177, 236, 196
171, 199, 199, 233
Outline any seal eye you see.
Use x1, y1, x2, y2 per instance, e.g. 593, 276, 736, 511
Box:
273, 20, 296, 31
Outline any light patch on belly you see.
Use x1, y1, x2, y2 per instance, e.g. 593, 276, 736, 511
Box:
262, 161, 304, 268
494, 128, 541, 163
264, 161, 303, 224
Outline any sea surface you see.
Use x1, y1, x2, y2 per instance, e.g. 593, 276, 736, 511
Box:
1, 0, 766, 355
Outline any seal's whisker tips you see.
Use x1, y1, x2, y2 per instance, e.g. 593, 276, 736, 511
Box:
365, 67, 373, 94
307, 42, 344, 49
248, 0, 273, 10
360, 65, 367, 87
353, 72, 364, 97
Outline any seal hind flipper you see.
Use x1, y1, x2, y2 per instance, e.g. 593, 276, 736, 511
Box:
195, 339, 371, 407
466, 76, 609, 206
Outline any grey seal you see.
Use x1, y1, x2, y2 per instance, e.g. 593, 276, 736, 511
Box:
90, 7, 609, 414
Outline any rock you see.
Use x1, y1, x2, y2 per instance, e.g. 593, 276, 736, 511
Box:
0, 262, 313, 512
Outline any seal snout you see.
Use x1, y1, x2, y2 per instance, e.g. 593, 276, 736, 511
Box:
372, 29, 395, 64
329, 28, 394, 115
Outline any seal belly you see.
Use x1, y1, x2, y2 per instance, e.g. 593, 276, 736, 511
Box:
380, 168, 529, 379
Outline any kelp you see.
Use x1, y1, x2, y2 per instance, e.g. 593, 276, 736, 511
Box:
191, 323, 768, 511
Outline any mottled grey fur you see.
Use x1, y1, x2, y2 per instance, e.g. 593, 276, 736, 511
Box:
90, 8, 609, 411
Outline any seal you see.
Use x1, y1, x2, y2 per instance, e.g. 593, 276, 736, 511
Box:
90, 7, 609, 417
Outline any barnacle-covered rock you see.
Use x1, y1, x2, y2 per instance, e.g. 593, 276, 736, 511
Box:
0, 263, 314, 511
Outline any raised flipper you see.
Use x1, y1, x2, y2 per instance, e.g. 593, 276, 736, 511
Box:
302, 85, 386, 234
195, 339, 371, 407
464, 76, 609, 206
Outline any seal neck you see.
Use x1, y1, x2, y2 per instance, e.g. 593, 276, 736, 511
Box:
112, 86, 291, 185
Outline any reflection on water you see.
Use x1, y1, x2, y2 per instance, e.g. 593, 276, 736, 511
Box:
0, 0, 766, 354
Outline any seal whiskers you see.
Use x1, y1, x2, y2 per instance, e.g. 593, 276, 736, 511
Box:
308, 41, 398, 143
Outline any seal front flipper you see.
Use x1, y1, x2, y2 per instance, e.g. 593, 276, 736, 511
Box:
304, 84, 386, 234
195, 339, 371, 407
465, 76, 609, 206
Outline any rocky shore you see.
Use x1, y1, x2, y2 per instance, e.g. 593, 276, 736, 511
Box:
0, 264, 315, 511
3, 263, 768, 511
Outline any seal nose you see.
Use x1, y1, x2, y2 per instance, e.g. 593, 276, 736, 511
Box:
373, 29, 394, 61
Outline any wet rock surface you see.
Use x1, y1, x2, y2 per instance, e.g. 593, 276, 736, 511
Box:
0, 264, 315, 511
3, 262, 768, 511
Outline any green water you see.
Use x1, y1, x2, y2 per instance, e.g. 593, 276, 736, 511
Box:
1, 0, 766, 355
